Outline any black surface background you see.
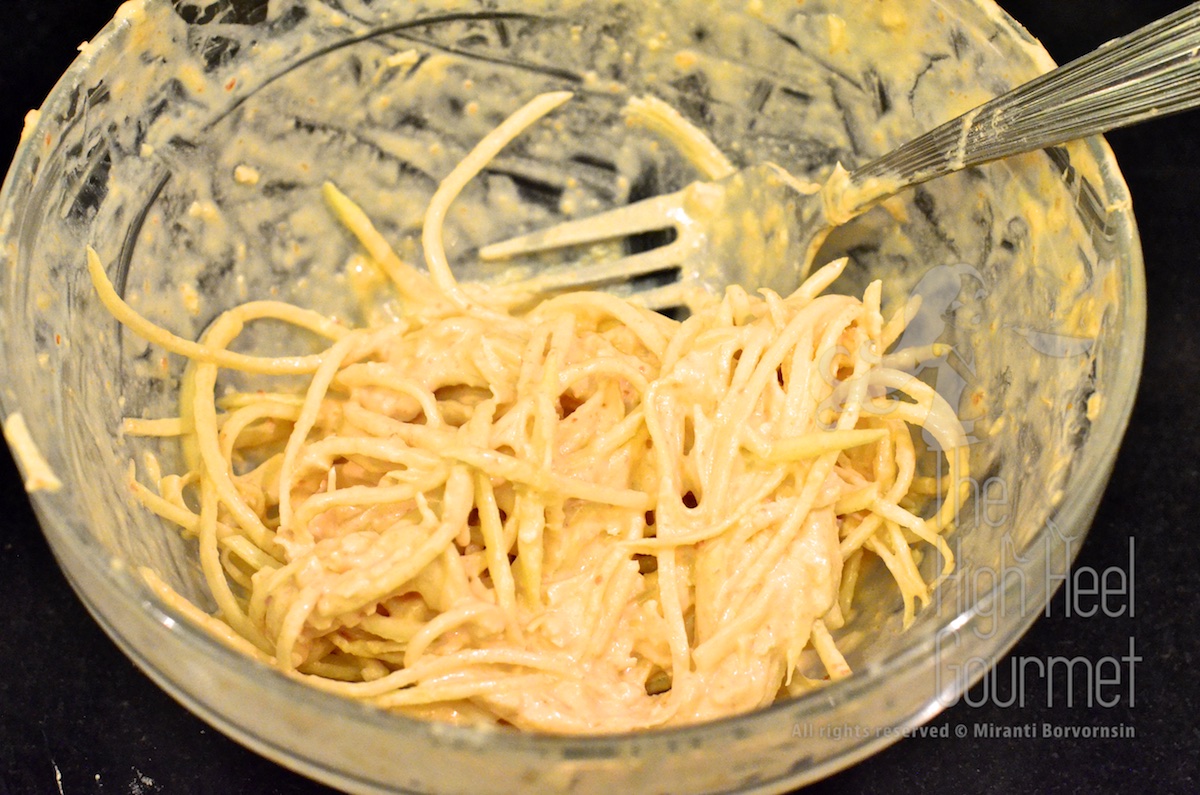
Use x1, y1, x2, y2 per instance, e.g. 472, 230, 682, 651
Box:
1, 2, 1197, 793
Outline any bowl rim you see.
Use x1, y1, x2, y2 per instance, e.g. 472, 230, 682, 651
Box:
0, 0, 1147, 789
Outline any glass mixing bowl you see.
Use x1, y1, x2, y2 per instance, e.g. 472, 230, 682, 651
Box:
0, 0, 1143, 792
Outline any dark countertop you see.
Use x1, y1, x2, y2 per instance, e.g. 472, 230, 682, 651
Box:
0, 2, 1196, 793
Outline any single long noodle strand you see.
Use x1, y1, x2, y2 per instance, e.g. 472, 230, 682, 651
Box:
123, 417, 187, 437
196, 474, 272, 651
422, 91, 573, 309
140, 568, 275, 664
277, 332, 362, 538
189, 314, 283, 553
87, 248, 342, 375
322, 182, 440, 307
623, 95, 736, 180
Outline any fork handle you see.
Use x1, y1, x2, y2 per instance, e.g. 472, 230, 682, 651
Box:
850, 2, 1200, 198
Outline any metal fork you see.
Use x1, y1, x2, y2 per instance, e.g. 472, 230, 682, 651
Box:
479, 2, 1200, 310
